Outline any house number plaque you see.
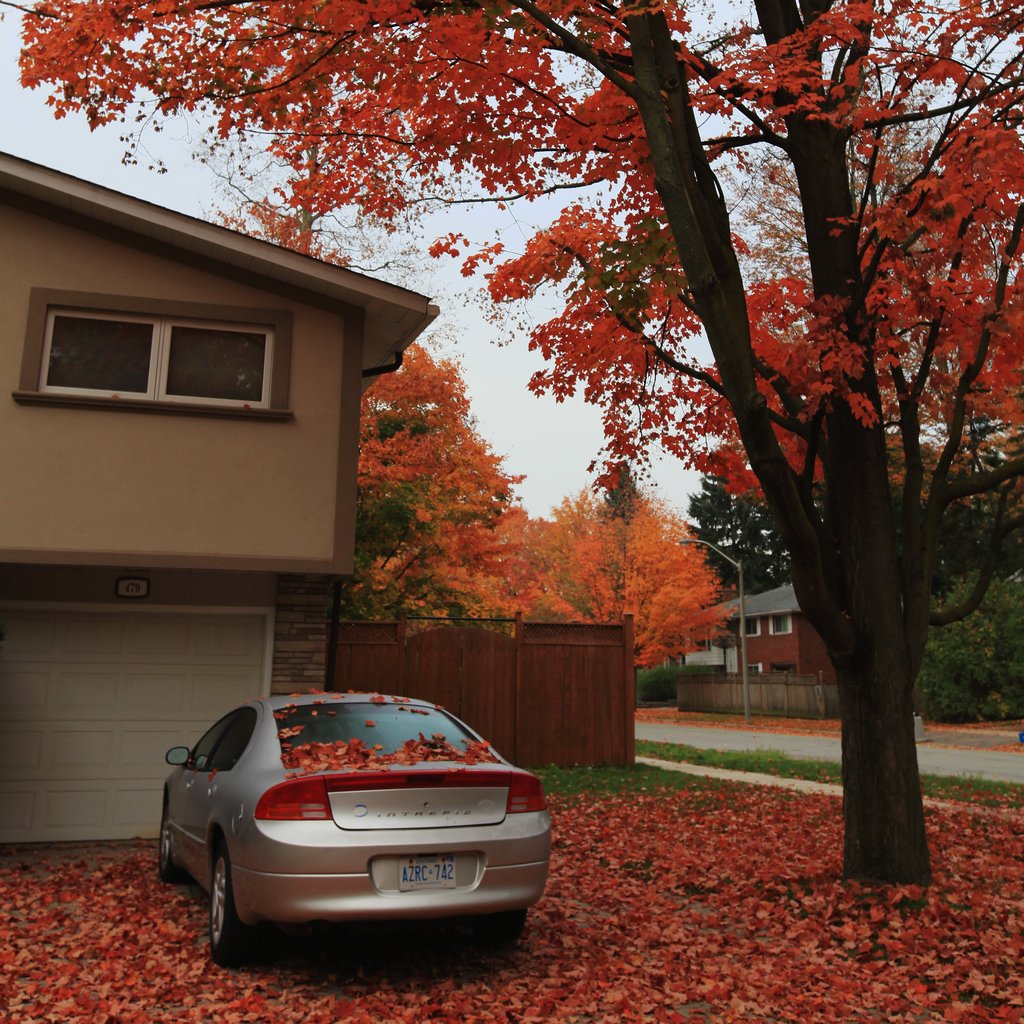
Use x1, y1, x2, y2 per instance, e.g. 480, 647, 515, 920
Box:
115, 577, 150, 599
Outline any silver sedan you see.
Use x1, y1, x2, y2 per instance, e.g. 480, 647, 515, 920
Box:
159, 692, 551, 966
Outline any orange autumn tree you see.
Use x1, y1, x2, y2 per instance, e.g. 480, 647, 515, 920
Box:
350, 343, 523, 619
518, 487, 723, 667
20, 0, 1024, 883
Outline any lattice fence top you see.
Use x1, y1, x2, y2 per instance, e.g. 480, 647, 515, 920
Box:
338, 618, 627, 646
522, 622, 624, 646
406, 618, 516, 639
338, 621, 400, 644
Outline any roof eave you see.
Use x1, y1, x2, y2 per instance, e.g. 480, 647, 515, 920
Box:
0, 152, 438, 370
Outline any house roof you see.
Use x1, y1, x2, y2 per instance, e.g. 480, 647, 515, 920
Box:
0, 152, 439, 373
725, 583, 801, 620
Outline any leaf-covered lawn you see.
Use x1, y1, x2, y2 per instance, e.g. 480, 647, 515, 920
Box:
2, 776, 1022, 1023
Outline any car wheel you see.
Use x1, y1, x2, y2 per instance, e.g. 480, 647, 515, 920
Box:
471, 908, 528, 946
157, 802, 188, 884
209, 843, 255, 967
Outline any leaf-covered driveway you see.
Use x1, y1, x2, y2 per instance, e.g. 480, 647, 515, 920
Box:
2, 782, 1022, 1023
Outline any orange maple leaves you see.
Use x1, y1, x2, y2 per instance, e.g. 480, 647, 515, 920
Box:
347, 343, 525, 619
18, 0, 1024, 486
506, 487, 725, 666
279, 733, 500, 774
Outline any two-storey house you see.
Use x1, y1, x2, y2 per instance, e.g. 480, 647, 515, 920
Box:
0, 153, 437, 842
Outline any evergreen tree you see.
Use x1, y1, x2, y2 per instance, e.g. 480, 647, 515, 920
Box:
687, 476, 789, 594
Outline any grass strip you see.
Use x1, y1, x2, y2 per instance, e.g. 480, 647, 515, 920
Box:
535, 762, 734, 800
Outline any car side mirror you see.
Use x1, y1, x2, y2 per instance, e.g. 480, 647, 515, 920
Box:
165, 746, 190, 766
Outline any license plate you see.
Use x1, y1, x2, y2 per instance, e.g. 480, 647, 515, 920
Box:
399, 854, 456, 891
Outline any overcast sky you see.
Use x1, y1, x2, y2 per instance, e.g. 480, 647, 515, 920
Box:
1, 14, 702, 518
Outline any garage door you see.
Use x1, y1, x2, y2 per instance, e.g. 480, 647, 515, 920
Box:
0, 609, 269, 843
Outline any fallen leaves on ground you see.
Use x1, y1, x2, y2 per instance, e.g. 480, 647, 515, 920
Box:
635, 708, 843, 735
3, 782, 1022, 1023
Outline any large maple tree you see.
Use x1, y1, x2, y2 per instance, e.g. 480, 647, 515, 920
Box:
18, 0, 1024, 883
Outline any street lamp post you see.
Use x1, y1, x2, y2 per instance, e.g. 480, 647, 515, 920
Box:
682, 539, 750, 723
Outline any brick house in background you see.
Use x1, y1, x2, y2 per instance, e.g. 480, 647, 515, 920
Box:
0, 152, 437, 842
686, 583, 836, 684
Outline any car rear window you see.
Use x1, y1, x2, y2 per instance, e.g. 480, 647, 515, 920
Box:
273, 700, 494, 771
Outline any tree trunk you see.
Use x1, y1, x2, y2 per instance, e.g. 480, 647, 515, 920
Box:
824, 410, 932, 885
837, 659, 931, 884
627, 5, 934, 885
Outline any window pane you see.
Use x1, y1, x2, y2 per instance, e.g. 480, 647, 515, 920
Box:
190, 712, 240, 772
165, 325, 266, 402
275, 703, 476, 756
47, 315, 153, 393
208, 707, 258, 771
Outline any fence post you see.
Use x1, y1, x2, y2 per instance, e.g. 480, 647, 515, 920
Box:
623, 613, 635, 763
513, 611, 524, 766
398, 615, 408, 696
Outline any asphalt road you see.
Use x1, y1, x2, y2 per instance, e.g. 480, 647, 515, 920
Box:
635, 722, 1024, 785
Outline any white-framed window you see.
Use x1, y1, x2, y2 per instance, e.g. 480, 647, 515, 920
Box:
769, 613, 793, 635
748, 663, 763, 674
40, 309, 273, 408
744, 615, 761, 637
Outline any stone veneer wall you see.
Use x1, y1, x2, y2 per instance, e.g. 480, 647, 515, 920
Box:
271, 573, 332, 694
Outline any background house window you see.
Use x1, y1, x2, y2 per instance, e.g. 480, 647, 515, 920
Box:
770, 613, 793, 635
42, 309, 272, 407
744, 616, 761, 636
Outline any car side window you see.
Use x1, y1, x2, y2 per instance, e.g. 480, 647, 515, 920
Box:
190, 712, 238, 772
207, 707, 258, 772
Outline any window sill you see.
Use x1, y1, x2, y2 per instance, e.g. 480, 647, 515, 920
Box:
12, 390, 293, 421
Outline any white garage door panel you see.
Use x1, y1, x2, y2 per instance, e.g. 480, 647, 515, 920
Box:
0, 610, 269, 843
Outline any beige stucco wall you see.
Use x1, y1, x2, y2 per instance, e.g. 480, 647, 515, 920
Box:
0, 565, 278, 607
1, 204, 361, 573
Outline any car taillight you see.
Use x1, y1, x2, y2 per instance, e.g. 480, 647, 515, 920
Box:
506, 773, 546, 814
255, 777, 331, 820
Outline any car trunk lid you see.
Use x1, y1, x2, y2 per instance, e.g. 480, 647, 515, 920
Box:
324, 766, 513, 830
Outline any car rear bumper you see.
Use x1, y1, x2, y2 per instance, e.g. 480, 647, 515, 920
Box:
231, 858, 549, 925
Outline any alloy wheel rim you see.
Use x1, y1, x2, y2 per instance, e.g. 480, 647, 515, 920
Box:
159, 819, 171, 868
211, 857, 226, 944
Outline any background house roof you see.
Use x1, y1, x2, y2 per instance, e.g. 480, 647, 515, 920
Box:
0, 151, 439, 373
725, 583, 801, 620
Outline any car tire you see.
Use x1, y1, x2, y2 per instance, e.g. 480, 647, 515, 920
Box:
157, 802, 188, 884
471, 908, 528, 946
209, 843, 256, 967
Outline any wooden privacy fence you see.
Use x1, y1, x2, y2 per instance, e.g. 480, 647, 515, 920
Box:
676, 671, 841, 719
332, 615, 635, 767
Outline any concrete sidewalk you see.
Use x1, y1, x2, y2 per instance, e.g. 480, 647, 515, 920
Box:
636, 755, 844, 796
636, 722, 1024, 785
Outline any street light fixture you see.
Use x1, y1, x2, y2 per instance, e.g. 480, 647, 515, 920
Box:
681, 538, 750, 723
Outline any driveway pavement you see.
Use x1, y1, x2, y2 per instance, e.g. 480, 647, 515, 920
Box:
635, 722, 1024, 785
